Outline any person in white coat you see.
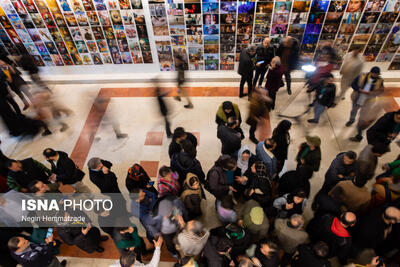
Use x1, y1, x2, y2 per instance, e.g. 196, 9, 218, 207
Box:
109, 237, 163, 267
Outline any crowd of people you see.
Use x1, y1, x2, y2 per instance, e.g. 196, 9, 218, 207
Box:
0, 39, 399, 267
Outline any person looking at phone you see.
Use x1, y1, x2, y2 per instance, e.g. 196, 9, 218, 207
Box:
8, 235, 67, 267
253, 38, 275, 88
273, 189, 307, 218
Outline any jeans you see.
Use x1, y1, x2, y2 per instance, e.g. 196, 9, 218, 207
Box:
239, 74, 253, 97
140, 214, 158, 241
349, 103, 361, 122
313, 102, 325, 122
253, 67, 267, 87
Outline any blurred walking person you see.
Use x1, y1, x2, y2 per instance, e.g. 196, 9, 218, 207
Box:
174, 55, 193, 109
154, 78, 172, 138
247, 86, 271, 144
339, 47, 364, 101
277, 36, 299, 95
238, 45, 257, 100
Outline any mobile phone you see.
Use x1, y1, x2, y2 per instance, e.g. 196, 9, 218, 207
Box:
148, 181, 154, 186
257, 60, 265, 64
46, 228, 53, 239
377, 257, 384, 267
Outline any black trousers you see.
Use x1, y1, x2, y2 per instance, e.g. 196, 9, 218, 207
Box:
249, 122, 257, 139
239, 74, 253, 98
268, 89, 277, 110
253, 67, 267, 87
6, 96, 21, 114
162, 232, 179, 257
284, 71, 291, 92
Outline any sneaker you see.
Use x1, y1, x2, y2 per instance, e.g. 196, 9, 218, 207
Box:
307, 119, 318, 124
95, 246, 104, 253
171, 253, 180, 259
349, 135, 363, 142
345, 120, 354, 127
100, 235, 109, 242
184, 103, 193, 109
116, 133, 128, 139
287, 89, 292, 95
239, 93, 248, 98
42, 129, 52, 136
174, 96, 181, 101
61, 260, 67, 266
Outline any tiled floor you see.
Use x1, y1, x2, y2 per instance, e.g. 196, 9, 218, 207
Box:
2, 81, 399, 267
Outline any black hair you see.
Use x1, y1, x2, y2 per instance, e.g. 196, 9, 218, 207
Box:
227, 116, 237, 127
353, 175, 367, 188
159, 166, 172, 177
395, 109, 400, 115
264, 138, 275, 149
259, 239, 278, 258
215, 237, 233, 253
221, 157, 237, 170
8, 236, 21, 252
130, 187, 141, 194
242, 150, 251, 155
293, 189, 306, 199
189, 176, 198, 186
313, 241, 329, 258
173, 127, 186, 140
181, 139, 196, 158
345, 151, 357, 160
43, 148, 57, 158
372, 143, 390, 155
28, 180, 40, 193
221, 194, 235, 210
120, 250, 136, 267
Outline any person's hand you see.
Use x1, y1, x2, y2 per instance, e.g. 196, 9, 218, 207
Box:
177, 215, 185, 228
252, 257, 262, 267
229, 260, 235, 267
45, 234, 54, 244
285, 203, 294, 210
387, 133, 396, 140
248, 188, 255, 196
349, 172, 355, 177
127, 226, 134, 234
48, 174, 57, 182
128, 246, 135, 251
101, 166, 109, 174
229, 186, 237, 192
82, 224, 91, 235
21, 188, 28, 193
153, 236, 163, 248
238, 220, 243, 227
300, 158, 305, 164
235, 176, 247, 184
256, 63, 261, 67
338, 174, 344, 179
325, 107, 328, 110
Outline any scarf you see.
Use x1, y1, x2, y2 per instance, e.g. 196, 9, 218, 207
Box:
180, 173, 202, 201
300, 146, 310, 159
330, 217, 350, 237
237, 145, 251, 175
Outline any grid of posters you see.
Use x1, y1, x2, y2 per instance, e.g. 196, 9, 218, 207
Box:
0, 0, 151, 65
1, 0, 400, 70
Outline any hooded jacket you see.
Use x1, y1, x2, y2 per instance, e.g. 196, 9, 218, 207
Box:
207, 155, 231, 200
181, 173, 203, 219
176, 227, 210, 257
171, 152, 205, 183
367, 111, 400, 146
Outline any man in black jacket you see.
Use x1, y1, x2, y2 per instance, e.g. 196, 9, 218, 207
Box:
87, 157, 120, 193
168, 127, 198, 159
203, 235, 233, 267
307, 212, 356, 264
238, 45, 257, 99
217, 116, 242, 156
7, 158, 53, 192
43, 148, 85, 185
308, 73, 336, 124
253, 38, 275, 88
8, 235, 66, 267
366, 110, 400, 147
277, 36, 299, 95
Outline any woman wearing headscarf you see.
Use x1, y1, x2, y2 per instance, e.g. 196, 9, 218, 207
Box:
216, 101, 244, 139
181, 173, 204, 220
234, 145, 257, 199
272, 120, 292, 174
125, 163, 157, 194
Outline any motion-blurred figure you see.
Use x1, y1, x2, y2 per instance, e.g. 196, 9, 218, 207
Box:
339, 47, 364, 101
247, 86, 271, 144
93, 96, 128, 139
0, 59, 33, 111
308, 42, 336, 92
264, 56, 284, 110
174, 55, 193, 109
154, 78, 173, 138
17, 53, 49, 91
277, 36, 299, 95
347, 66, 384, 142
31, 86, 71, 133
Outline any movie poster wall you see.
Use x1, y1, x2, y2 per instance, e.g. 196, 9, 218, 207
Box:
1, 0, 400, 70
0, 0, 151, 66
